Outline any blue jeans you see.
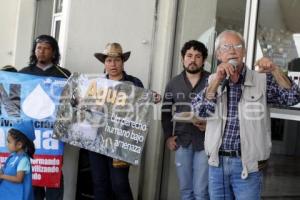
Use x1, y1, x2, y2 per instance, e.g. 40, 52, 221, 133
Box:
209, 156, 263, 200
175, 145, 209, 200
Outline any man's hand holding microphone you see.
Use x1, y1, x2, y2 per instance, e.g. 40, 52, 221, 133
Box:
205, 59, 239, 100
220, 59, 238, 91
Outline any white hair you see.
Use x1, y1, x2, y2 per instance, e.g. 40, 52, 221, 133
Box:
214, 30, 245, 51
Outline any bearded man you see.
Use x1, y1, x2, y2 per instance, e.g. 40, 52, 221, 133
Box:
161, 40, 210, 200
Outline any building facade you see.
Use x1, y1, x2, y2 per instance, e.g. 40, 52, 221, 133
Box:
1, 0, 300, 199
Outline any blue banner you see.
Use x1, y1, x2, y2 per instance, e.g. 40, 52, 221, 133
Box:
0, 71, 66, 187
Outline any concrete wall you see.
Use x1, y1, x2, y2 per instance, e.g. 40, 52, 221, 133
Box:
14, 0, 36, 68
159, 1, 217, 199
0, 0, 19, 67
0, 0, 35, 69
138, 1, 178, 199
62, 0, 157, 87
60, 0, 158, 199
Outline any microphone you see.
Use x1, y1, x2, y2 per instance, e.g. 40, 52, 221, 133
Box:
221, 59, 238, 91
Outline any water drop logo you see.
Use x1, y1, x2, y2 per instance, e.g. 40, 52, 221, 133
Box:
22, 84, 55, 120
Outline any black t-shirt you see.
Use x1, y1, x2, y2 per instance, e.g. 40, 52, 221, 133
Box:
105, 71, 144, 88
19, 65, 71, 78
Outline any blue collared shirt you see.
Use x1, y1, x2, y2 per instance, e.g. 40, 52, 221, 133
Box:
192, 68, 300, 151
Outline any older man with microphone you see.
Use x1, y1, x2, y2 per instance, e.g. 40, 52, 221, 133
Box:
192, 30, 300, 199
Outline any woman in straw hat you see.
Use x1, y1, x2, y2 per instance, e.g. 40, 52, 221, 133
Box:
90, 43, 144, 200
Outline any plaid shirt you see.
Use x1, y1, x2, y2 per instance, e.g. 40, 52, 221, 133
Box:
192, 69, 300, 151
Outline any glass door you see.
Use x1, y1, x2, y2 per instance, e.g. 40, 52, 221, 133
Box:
160, 0, 300, 199
252, 0, 300, 198
171, 0, 247, 76
160, 1, 247, 199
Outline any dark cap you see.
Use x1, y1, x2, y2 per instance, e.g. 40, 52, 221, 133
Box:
1, 65, 17, 72
35, 35, 58, 47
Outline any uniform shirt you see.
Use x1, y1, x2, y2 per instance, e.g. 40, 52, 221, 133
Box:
0, 153, 33, 200
17, 157, 30, 174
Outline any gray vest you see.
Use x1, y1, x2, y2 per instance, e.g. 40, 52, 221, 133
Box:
205, 68, 271, 179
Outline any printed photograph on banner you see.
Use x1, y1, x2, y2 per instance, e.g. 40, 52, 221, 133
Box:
53, 73, 154, 165
0, 71, 65, 188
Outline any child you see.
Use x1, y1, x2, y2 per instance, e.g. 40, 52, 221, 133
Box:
0, 120, 35, 200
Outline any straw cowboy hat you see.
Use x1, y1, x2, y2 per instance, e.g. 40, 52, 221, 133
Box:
94, 43, 131, 63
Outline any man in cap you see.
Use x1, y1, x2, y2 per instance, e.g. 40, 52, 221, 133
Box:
89, 42, 144, 200
20, 35, 70, 78
19, 35, 71, 200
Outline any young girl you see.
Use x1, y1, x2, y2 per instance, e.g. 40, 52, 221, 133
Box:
0, 120, 35, 200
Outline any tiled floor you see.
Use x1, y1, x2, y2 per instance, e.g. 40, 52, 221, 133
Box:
262, 154, 300, 200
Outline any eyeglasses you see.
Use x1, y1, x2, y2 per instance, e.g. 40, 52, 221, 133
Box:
219, 44, 243, 52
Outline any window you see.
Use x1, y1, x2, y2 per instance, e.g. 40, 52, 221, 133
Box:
51, 0, 63, 42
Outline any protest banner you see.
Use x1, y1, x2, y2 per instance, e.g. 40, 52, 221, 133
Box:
0, 71, 65, 187
53, 73, 153, 165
